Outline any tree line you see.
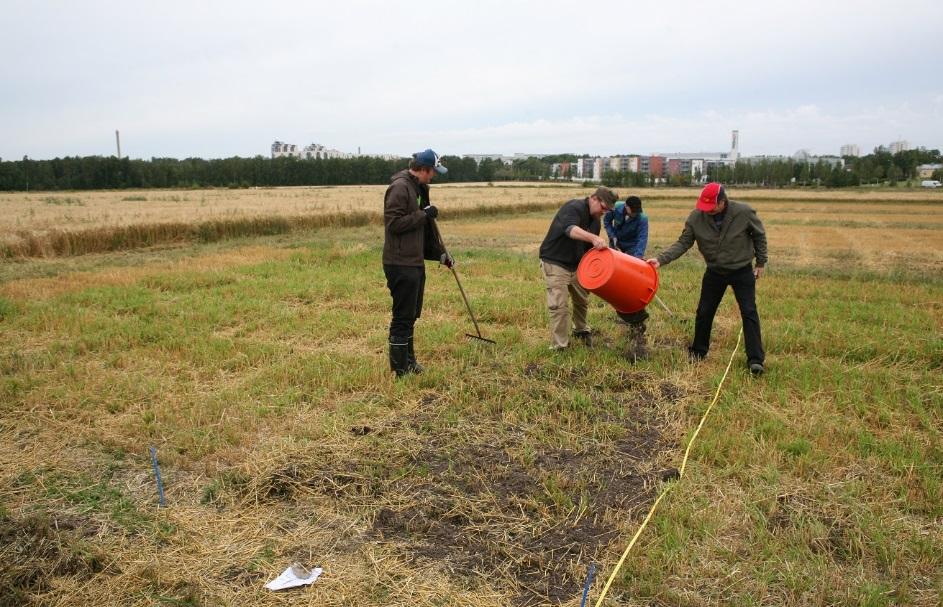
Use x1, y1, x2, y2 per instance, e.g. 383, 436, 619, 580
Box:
0, 154, 550, 191
1, 148, 939, 191
703, 148, 942, 188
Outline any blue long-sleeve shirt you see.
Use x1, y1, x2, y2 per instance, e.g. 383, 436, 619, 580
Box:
603, 202, 649, 258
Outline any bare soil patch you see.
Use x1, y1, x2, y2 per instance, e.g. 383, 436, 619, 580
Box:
240, 374, 688, 605
0, 512, 112, 606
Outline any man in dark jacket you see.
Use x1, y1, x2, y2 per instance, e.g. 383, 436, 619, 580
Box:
539, 186, 617, 349
647, 183, 768, 374
383, 149, 453, 377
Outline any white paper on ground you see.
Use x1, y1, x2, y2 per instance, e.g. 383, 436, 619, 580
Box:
264, 563, 323, 591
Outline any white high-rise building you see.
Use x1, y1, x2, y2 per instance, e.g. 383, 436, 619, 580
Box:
592, 158, 605, 182
730, 130, 740, 163
889, 140, 910, 154
840, 144, 860, 157
271, 140, 356, 159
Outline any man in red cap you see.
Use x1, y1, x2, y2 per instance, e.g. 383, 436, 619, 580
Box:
646, 183, 768, 374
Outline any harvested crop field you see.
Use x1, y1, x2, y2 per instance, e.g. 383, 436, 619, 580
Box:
1, 185, 941, 606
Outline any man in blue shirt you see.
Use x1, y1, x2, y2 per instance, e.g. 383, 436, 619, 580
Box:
603, 195, 648, 258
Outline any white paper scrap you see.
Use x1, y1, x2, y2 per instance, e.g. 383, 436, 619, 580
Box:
264, 563, 323, 591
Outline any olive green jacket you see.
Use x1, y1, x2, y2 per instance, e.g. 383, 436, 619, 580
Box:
656, 200, 767, 272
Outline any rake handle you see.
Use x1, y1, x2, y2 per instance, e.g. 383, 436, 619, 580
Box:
653, 294, 675, 318
429, 218, 487, 340
449, 265, 485, 339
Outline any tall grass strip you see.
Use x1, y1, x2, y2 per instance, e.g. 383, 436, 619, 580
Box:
0, 203, 560, 259
592, 330, 743, 607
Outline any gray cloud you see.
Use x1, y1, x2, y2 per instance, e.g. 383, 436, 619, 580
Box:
2, 0, 941, 159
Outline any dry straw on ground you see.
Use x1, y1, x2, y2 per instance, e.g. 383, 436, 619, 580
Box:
2, 185, 941, 606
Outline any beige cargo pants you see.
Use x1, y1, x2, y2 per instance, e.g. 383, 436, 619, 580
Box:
540, 260, 590, 349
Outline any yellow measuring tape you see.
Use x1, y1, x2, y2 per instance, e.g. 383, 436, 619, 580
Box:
592, 329, 743, 607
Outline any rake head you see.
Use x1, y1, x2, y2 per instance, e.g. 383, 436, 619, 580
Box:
465, 333, 496, 344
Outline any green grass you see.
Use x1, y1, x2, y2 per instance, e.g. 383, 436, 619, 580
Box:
0, 218, 941, 605
12, 467, 171, 536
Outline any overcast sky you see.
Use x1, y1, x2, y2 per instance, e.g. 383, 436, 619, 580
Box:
3, 0, 942, 160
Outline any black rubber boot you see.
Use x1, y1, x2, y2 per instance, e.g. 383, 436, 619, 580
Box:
406, 336, 424, 374
572, 330, 593, 347
389, 337, 410, 377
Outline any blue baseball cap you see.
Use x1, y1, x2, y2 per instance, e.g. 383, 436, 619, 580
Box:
413, 149, 448, 174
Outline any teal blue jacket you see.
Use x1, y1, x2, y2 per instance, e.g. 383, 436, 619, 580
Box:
603, 202, 649, 258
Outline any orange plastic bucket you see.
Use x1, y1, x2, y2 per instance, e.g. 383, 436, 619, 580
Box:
577, 248, 658, 314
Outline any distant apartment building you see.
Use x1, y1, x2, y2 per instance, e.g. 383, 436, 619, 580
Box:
606, 155, 640, 173
840, 144, 860, 157
550, 161, 572, 178
513, 130, 739, 182
651, 129, 741, 177
572, 157, 594, 179
690, 158, 705, 177
889, 140, 910, 154
637, 156, 650, 175
656, 156, 706, 179
572, 151, 710, 182
917, 163, 943, 178
271, 141, 354, 160
793, 149, 813, 162
792, 149, 844, 167
271, 141, 299, 157
648, 156, 666, 178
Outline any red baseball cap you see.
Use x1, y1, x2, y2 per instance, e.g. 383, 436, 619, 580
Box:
696, 182, 723, 211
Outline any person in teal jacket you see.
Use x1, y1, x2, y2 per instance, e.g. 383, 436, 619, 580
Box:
602, 195, 650, 361
603, 196, 648, 258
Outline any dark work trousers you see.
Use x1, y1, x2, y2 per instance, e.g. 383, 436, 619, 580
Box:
384, 264, 425, 340
690, 264, 764, 364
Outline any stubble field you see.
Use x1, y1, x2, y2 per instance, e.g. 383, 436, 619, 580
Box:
0, 184, 941, 606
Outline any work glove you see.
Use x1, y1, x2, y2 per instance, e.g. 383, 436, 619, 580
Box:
423, 205, 438, 219
440, 253, 455, 269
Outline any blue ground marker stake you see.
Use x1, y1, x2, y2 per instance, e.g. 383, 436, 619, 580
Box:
580, 562, 597, 607
149, 446, 166, 507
